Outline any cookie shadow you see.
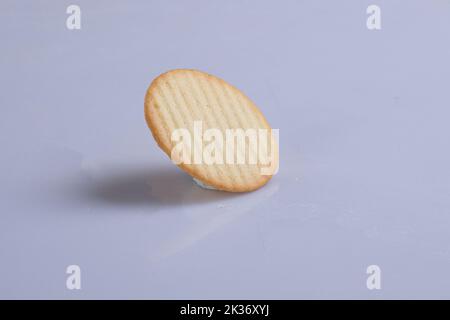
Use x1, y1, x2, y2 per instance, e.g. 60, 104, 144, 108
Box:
77, 165, 243, 209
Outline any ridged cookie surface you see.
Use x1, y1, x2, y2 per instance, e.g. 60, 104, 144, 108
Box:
144, 69, 277, 192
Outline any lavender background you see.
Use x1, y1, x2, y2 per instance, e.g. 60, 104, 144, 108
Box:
1, 0, 450, 299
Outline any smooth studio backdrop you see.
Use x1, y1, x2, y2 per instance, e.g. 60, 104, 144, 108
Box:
1, 0, 450, 298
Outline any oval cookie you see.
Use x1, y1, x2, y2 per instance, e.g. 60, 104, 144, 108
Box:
144, 69, 278, 192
